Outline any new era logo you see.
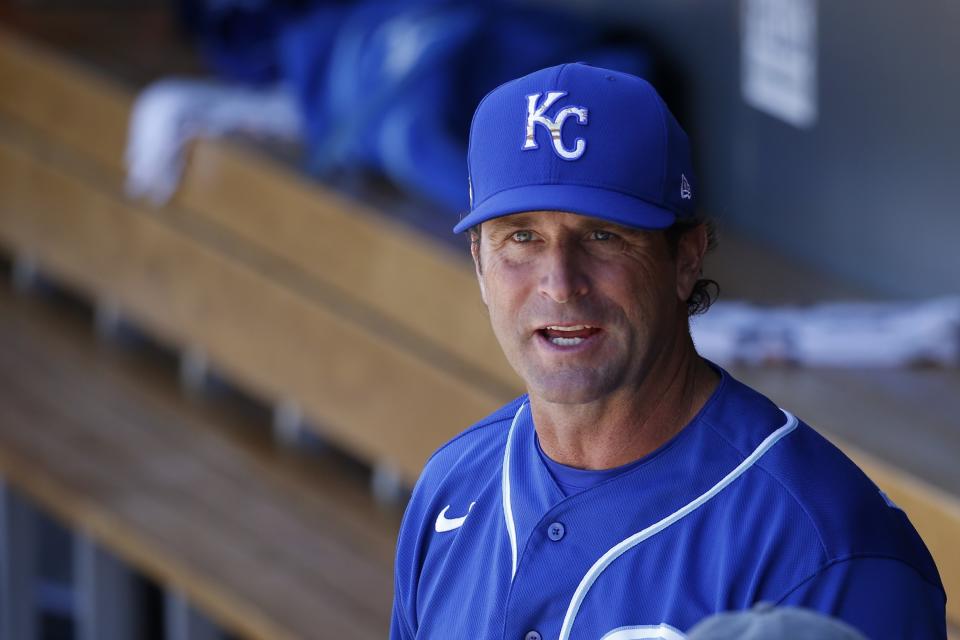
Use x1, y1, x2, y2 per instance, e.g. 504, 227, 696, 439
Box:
680, 174, 692, 200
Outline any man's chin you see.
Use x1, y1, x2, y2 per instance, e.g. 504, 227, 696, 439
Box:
524, 372, 613, 406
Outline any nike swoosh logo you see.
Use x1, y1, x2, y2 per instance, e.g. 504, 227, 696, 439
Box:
435, 502, 476, 533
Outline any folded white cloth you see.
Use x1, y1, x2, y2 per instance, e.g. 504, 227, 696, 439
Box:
691, 297, 960, 367
125, 78, 302, 206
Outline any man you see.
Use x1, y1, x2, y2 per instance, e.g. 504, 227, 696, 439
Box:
391, 63, 945, 639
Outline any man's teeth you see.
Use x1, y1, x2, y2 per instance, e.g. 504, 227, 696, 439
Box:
542, 325, 596, 346
543, 326, 595, 346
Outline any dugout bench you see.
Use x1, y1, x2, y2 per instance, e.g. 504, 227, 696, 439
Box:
0, 277, 396, 640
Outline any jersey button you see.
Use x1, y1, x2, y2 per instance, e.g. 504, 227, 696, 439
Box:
547, 522, 565, 541
525, 631, 542, 640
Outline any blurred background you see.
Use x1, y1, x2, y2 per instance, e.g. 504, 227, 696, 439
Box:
0, 0, 957, 638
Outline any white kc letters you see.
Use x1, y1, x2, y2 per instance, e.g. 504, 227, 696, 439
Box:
523, 91, 588, 160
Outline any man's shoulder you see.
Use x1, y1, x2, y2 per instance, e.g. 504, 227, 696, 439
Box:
703, 371, 904, 536
748, 415, 943, 591
706, 371, 942, 589
761, 419, 945, 598
761, 420, 923, 539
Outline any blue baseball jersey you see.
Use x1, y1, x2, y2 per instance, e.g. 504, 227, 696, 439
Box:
392, 368, 946, 639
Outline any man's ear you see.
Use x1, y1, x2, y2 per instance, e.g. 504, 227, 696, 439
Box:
676, 224, 708, 302
470, 236, 488, 306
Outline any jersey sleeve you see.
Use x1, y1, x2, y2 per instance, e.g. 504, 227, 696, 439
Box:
391, 496, 422, 640
390, 464, 434, 640
391, 590, 416, 640
776, 556, 946, 639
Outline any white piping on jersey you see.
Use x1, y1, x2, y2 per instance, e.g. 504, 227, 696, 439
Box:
556, 410, 799, 640
502, 401, 527, 580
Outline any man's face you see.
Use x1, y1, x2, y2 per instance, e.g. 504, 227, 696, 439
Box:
474, 211, 696, 406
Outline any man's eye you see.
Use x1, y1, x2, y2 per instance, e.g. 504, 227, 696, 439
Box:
590, 230, 617, 241
511, 230, 534, 243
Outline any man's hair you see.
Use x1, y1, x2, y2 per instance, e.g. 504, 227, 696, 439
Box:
665, 217, 720, 316
467, 217, 720, 316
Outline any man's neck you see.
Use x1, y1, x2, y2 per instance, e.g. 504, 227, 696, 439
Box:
530, 342, 719, 470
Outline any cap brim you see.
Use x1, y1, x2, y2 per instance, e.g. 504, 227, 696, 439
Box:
453, 183, 677, 233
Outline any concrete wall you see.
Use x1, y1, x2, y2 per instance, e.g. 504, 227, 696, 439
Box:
552, 0, 958, 298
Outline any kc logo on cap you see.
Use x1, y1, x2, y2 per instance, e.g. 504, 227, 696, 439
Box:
523, 92, 588, 161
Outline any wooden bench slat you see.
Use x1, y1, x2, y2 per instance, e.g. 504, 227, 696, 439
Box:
0, 285, 398, 639
0, 127, 502, 483
0, 375, 377, 640
0, 28, 523, 395
177, 141, 522, 390
0, 29, 129, 174
0, 334, 392, 593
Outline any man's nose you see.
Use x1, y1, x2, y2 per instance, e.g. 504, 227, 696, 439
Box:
538, 244, 590, 303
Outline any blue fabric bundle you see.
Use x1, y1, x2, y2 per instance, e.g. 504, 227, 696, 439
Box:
179, 0, 653, 213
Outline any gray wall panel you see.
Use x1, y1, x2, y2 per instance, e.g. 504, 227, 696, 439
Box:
550, 0, 959, 298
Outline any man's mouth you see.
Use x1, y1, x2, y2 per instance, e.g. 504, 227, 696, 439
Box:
538, 325, 601, 347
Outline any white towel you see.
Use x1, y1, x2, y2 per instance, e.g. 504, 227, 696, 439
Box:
691, 297, 960, 367
125, 78, 302, 206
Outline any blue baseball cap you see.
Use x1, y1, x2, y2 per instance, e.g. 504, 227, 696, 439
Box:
454, 62, 696, 233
